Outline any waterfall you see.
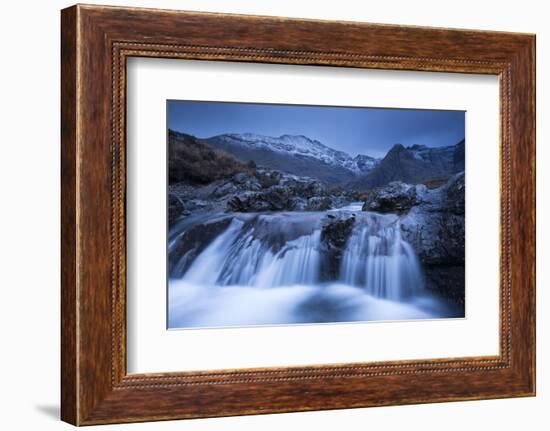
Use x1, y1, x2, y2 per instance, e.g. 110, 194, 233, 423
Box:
181, 213, 322, 288
175, 210, 422, 299
340, 213, 423, 300
168, 210, 449, 329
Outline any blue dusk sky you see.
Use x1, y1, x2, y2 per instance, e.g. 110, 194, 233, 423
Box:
167, 100, 465, 158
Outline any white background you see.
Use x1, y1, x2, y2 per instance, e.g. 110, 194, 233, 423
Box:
127, 59, 500, 373
0, 0, 547, 430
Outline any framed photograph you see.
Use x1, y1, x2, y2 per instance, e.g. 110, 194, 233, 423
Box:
61, 4, 536, 425
165, 101, 467, 330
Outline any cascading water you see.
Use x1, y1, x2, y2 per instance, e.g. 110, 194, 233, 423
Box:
340, 213, 423, 301
168, 207, 450, 328
183, 215, 322, 288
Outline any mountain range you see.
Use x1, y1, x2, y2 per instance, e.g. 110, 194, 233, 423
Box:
350, 140, 465, 189
202, 133, 378, 185
169, 130, 465, 190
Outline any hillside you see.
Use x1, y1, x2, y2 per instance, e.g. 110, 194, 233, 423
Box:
169, 129, 465, 191
168, 130, 253, 184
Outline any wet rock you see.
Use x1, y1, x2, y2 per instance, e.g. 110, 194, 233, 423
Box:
423, 264, 465, 312
211, 182, 238, 198
400, 173, 465, 302
328, 195, 351, 210
168, 182, 211, 224
209, 174, 262, 199
186, 199, 208, 210
168, 193, 187, 224
227, 186, 296, 212
319, 214, 356, 280
231, 172, 262, 190
362, 181, 418, 213
443, 172, 465, 215
306, 196, 333, 211
280, 177, 327, 198
256, 170, 282, 188
169, 217, 233, 278
401, 173, 465, 265
170, 167, 356, 216
292, 198, 307, 211
232, 172, 249, 184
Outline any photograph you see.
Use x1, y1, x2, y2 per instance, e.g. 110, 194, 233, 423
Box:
167, 101, 466, 329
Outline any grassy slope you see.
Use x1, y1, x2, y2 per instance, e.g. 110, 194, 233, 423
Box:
168, 130, 253, 184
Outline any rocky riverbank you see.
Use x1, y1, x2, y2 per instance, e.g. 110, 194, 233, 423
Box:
363, 173, 465, 308
169, 168, 360, 224
169, 165, 465, 310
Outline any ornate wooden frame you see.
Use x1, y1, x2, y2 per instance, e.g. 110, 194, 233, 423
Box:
61, 4, 536, 425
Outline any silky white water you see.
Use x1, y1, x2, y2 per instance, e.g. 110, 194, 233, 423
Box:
340, 213, 423, 301
168, 207, 452, 328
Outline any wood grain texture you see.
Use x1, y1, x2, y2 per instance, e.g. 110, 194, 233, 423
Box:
60, 4, 536, 425
60, 5, 78, 425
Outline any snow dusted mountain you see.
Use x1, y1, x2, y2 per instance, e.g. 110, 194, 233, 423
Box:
203, 133, 379, 185
169, 130, 464, 189
353, 154, 380, 173
350, 140, 465, 190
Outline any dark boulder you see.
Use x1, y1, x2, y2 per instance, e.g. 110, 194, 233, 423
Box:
319, 214, 356, 280
443, 172, 465, 215
170, 167, 357, 216
255, 170, 282, 188
280, 177, 328, 198
362, 181, 418, 213
226, 185, 297, 212
423, 264, 465, 313
231, 172, 262, 190
306, 196, 333, 211
211, 174, 261, 199
400, 173, 465, 303
211, 181, 239, 198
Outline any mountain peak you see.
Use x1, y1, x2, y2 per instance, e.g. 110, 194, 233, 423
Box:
408, 144, 428, 151
386, 143, 406, 155
279, 133, 313, 141
204, 132, 380, 181
350, 139, 466, 190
